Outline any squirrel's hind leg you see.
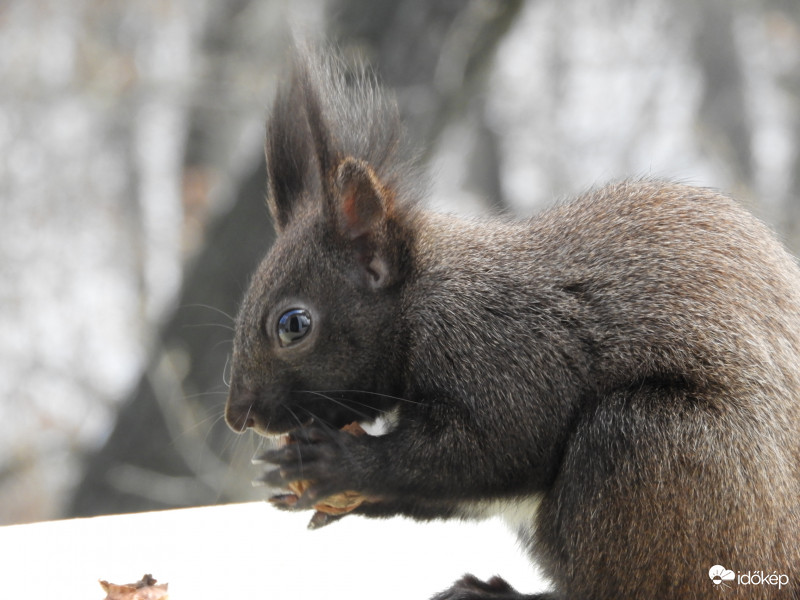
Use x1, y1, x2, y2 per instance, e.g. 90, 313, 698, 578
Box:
430, 574, 552, 600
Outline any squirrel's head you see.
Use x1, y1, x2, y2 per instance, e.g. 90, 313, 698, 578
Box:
225, 49, 419, 435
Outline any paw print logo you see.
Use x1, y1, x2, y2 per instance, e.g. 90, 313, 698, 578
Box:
709, 565, 735, 585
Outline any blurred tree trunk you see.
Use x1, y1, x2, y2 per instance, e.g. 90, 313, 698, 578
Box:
70, 157, 272, 515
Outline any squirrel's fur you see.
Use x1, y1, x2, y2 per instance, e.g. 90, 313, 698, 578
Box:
225, 48, 800, 599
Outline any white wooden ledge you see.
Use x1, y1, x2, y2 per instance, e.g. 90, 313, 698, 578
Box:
0, 502, 548, 599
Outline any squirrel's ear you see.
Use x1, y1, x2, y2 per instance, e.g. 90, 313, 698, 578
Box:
333, 157, 393, 287
265, 68, 315, 232
334, 158, 387, 238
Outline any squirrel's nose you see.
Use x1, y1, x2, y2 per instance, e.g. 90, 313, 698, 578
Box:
225, 384, 262, 433
225, 404, 255, 433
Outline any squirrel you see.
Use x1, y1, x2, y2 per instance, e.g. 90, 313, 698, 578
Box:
224, 47, 800, 600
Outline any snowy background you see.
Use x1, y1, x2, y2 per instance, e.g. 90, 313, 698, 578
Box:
1, 0, 799, 525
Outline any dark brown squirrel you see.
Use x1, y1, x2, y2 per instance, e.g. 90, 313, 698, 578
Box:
224, 47, 800, 599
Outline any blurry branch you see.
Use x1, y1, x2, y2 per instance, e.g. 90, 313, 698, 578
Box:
67, 0, 294, 518
147, 346, 233, 492
69, 157, 272, 516
329, 0, 522, 213
429, 0, 523, 213
692, 0, 754, 187
106, 465, 214, 507
429, 0, 524, 150
774, 1, 800, 250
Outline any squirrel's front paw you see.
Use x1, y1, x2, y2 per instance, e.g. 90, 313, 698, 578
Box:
252, 423, 367, 510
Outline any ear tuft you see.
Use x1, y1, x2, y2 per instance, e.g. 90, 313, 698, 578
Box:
265, 62, 314, 232
334, 157, 389, 240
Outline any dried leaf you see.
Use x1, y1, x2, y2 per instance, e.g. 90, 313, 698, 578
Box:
99, 574, 169, 600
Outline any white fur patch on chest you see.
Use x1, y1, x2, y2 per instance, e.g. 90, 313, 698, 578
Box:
457, 494, 543, 534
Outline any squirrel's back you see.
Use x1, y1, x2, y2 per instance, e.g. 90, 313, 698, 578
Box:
411, 179, 800, 405
407, 177, 800, 493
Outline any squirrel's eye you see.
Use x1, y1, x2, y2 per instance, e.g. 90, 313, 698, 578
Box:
277, 308, 312, 346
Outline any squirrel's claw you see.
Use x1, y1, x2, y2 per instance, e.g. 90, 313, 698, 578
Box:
252, 424, 367, 508
266, 493, 300, 510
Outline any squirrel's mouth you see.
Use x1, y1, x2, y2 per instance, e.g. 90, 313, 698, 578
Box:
250, 408, 398, 461
248, 402, 364, 437
228, 383, 401, 437
258, 405, 400, 440
273, 390, 386, 434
